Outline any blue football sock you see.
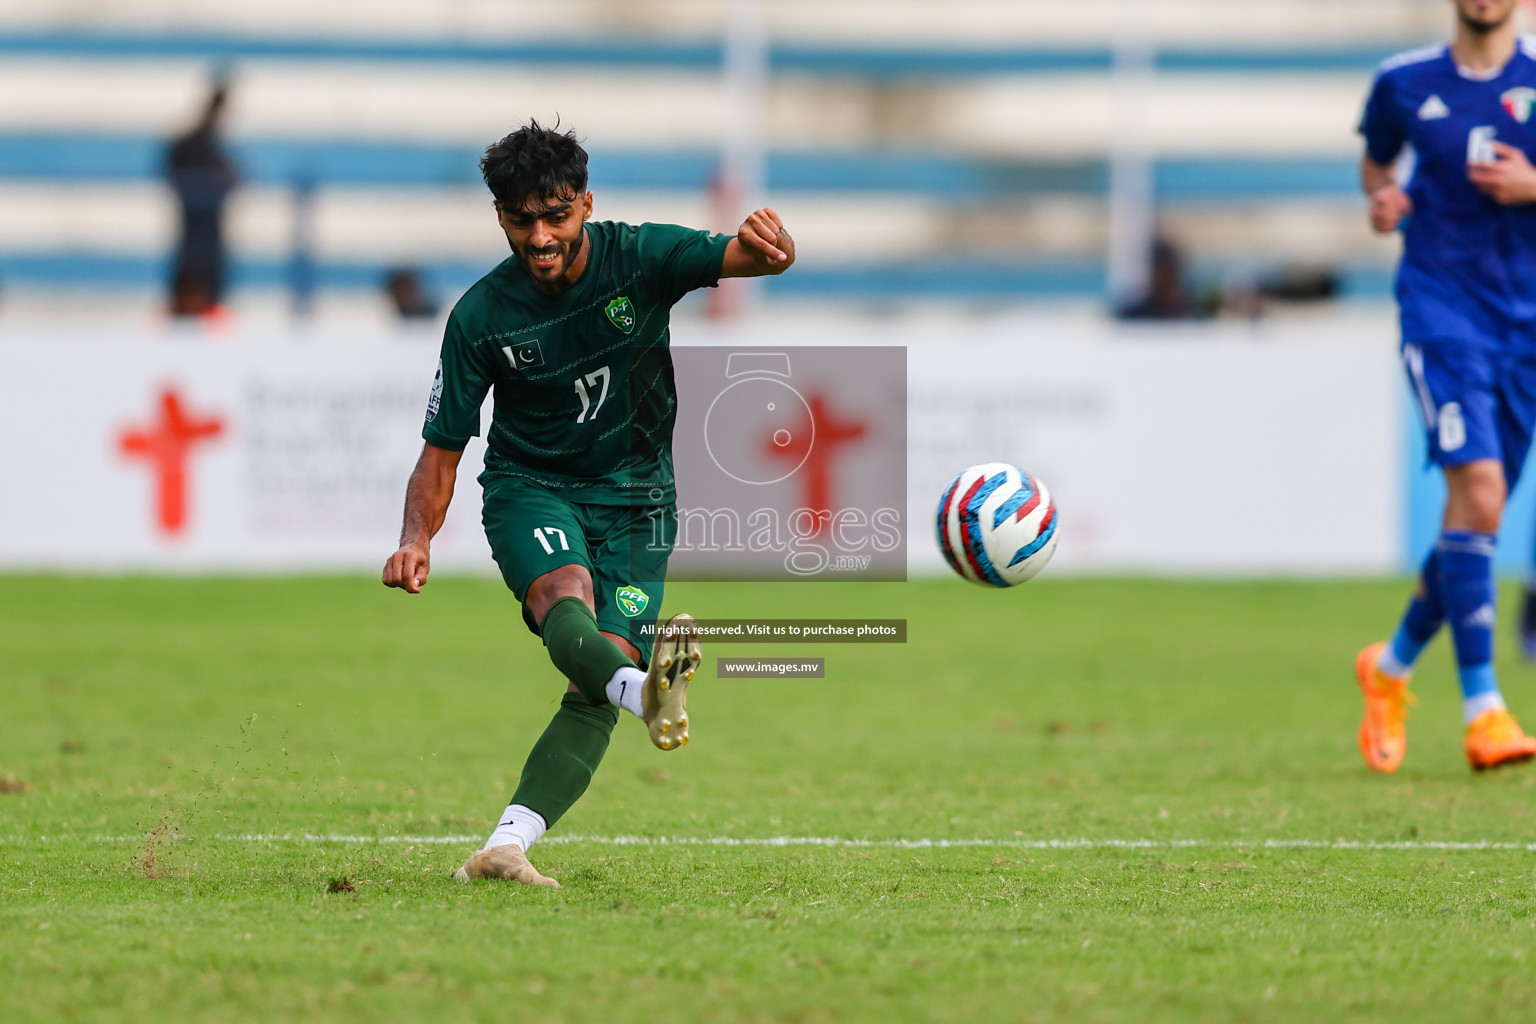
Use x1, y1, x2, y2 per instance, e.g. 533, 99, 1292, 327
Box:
1436, 529, 1501, 703
1380, 547, 1444, 676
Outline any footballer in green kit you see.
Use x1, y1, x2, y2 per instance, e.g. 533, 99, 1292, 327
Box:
382, 121, 795, 886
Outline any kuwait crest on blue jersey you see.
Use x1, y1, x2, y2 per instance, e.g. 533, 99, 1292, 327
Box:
1502, 87, 1536, 124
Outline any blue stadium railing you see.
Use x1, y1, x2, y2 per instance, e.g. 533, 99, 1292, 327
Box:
0, 30, 1400, 74
0, 251, 1394, 301
0, 133, 1359, 201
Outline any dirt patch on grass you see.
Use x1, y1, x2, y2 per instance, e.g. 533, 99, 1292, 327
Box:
140, 819, 176, 879
0, 775, 28, 794
326, 876, 357, 894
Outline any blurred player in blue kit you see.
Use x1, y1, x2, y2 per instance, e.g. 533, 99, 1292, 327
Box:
1355, 0, 1536, 772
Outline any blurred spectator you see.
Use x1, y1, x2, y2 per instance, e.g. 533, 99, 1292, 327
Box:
1258, 266, 1340, 304
165, 78, 238, 318
384, 268, 440, 319
1116, 237, 1207, 321
1209, 266, 1343, 320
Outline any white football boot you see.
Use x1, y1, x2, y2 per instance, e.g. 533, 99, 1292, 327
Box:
453, 845, 559, 887
643, 613, 702, 750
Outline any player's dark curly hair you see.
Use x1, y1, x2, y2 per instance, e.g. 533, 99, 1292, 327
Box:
479, 119, 589, 210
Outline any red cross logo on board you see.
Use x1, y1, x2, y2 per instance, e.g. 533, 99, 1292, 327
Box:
763, 391, 867, 537
118, 386, 225, 536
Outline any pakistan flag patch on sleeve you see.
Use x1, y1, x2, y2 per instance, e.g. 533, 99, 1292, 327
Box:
615, 584, 649, 617
605, 296, 636, 334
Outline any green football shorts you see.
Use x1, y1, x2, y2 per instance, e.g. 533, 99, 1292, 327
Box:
481, 478, 675, 657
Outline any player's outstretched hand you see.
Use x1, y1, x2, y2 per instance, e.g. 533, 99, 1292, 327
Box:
382, 543, 431, 594
1469, 143, 1536, 206
738, 207, 794, 266
1368, 185, 1412, 233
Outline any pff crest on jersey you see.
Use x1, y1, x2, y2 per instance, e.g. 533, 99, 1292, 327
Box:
605, 296, 636, 334
1502, 87, 1536, 124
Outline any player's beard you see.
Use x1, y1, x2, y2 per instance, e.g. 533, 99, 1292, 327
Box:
1458, 2, 1513, 35
519, 230, 585, 290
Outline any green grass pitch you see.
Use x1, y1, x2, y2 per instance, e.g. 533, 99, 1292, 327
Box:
5, 575, 1536, 1023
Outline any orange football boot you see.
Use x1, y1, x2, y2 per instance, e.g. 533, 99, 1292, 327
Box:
1464, 708, 1536, 771
1355, 642, 1415, 773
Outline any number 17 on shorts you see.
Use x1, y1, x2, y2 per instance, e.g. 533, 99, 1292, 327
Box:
533, 527, 570, 554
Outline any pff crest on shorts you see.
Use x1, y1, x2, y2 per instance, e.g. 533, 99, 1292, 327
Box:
615, 585, 650, 617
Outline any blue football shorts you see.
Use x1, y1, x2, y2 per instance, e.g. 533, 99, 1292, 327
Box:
1402, 339, 1536, 488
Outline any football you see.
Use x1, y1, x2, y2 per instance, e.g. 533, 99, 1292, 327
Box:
936, 463, 1059, 587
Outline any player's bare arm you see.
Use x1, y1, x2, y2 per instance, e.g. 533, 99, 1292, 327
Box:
382, 441, 463, 594
1361, 155, 1412, 234
1468, 142, 1536, 206
720, 207, 796, 278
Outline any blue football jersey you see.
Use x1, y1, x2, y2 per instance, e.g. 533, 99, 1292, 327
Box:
1359, 39, 1536, 349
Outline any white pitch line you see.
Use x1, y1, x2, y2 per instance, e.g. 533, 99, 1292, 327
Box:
3, 834, 1536, 852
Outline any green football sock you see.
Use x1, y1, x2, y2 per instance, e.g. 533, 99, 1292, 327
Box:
509, 691, 619, 828
540, 594, 634, 705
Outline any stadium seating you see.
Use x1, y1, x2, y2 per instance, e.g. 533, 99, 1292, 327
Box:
0, 0, 1475, 322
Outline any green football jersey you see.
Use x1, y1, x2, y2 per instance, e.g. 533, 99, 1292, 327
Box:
423, 220, 731, 504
